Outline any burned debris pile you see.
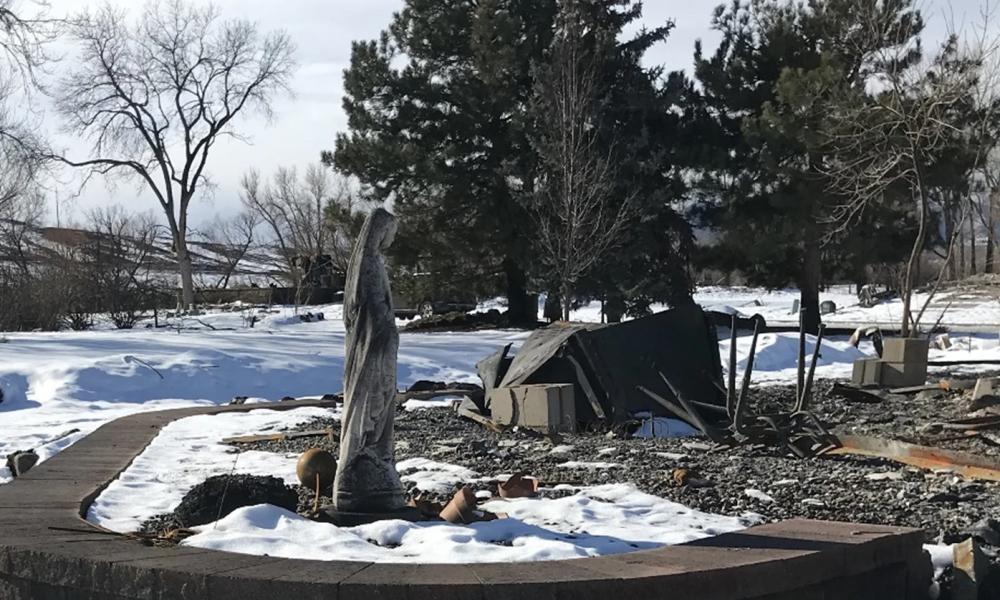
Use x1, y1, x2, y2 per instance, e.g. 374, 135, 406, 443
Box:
478, 303, 728, 433
473, 303, 836, 458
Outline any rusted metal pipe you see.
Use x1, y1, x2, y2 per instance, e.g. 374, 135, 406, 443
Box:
733, 317, 762, 434
796, 323, 825, 413
728, 314, 737, 420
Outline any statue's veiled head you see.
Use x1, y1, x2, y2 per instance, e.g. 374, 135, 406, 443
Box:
361, 207, 397, 255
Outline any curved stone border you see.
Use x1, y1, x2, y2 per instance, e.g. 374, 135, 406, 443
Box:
0, 399, 931, 599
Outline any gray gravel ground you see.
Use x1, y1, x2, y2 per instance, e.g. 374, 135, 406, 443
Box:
228, 377, 1000, 554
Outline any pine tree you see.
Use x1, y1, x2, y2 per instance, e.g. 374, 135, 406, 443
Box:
331, 0, 694, 320
693, 0, 923, 332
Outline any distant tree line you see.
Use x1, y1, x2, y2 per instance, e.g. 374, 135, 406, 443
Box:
1, 0, 1000, 335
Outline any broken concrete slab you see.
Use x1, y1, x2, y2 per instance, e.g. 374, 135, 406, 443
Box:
952, 538, 989, 600
972, 377, 999, 406
851, 358, 883, 387
879, 360, 927, 388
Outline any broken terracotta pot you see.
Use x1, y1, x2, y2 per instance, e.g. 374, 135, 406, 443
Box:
440, 487, 479, 524
498, 473, 539, 499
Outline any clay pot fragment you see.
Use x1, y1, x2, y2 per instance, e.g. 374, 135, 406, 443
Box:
440, 487, 479, 524
498, 473, 539, 499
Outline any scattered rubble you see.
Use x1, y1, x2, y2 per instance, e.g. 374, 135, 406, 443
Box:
401, 309, 532, 332
150, 377, 1000, 551
5, 450, 38, 478
482, 303, 725, 429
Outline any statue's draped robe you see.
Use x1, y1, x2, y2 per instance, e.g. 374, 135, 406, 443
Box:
333, 208, 406, 512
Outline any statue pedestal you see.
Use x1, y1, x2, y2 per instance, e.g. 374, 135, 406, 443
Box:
317, 505, 429, 527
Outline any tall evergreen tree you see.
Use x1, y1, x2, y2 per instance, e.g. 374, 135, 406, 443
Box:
330, 0, 554, 320
331, 0, 693, 319
693, 0, 922, 332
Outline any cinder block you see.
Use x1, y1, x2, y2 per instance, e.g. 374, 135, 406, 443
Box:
489, 387, 518, 426
879, 361, 927, 388
972, 377, 997, 403
881, 338, 929, 364
489, 384, 575, 433
851, 358, 882, 387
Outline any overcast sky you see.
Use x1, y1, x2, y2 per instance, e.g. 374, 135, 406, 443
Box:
40, 0, 985, 231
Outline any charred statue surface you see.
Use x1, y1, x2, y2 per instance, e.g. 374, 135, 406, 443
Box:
332, 207, 407, 514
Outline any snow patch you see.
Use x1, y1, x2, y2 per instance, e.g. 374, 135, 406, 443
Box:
181, 482, 760, 563
396, 457, 479, 494
632, 417, 701, 439
86, 407, 334, 532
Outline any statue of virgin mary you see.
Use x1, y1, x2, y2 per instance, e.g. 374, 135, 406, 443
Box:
332, 207, 406, 513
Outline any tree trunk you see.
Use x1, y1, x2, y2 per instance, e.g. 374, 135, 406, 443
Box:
901, 185, 930, 337
958, 208, 966, 279
969, 209, 977, 276
800, 233, 822, 335
175, 238, 195, 310
988, 189, 999, 274
561, 282, 571, 322
503, 259, 532, 323
944, 202, 957, 281
986, 225, 995, 274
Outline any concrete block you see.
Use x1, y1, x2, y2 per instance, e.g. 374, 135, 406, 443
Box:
5, 451, 37, 477
489, 384, 575, 433
879, 361, 927, 388
881, 338, 929, 364
972, 377, 997, 403
852, 358, 882, 386
489, 388, 517, 427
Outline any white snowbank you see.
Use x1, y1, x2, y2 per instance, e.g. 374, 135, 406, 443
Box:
0, 304, 530, 483
402, 395, 460, 411
182, 482, 760, 563
718, 332, 867, 385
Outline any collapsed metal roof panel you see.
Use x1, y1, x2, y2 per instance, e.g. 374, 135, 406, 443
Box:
493, 303, 725, 426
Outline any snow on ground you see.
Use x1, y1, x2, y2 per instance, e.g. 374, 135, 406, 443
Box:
86, 406, 757, 563
87, 407, 334, 532
402, 395, 462, 411
925, 543, 956, 599
631, 416, 703, 439
483, 284, 1000, 331
719, 332, 868, 385
182, 482, 758, 563
6, 293, 1000, 482
0, 304, 530, 483
396, 457, 480, 494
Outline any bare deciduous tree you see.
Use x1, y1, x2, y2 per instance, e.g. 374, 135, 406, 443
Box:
85, 206, 161, 328
0, 0, 59, 214
822, 9, 990, 336
52, 0, 295, 309
242, 164, 344, 289
530, 0, 631, 321
967, 6, 1000, 274
205, 208, 259, 289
